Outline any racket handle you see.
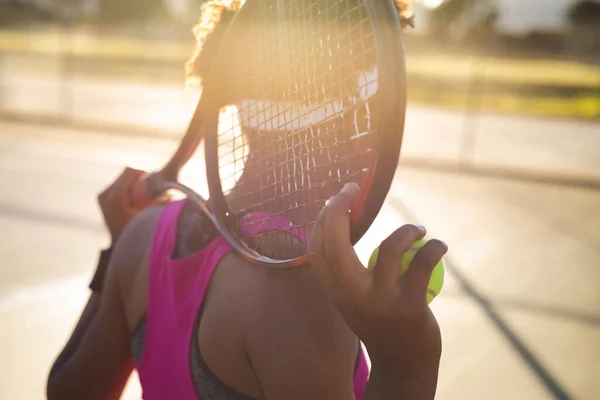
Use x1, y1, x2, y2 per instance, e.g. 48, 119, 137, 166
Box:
129, 173, 158, 209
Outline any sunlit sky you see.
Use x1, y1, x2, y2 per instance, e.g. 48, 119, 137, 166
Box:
422, 0, 445, 9
415, 0, 577, 34
168, 0, 579, 35
168, 0, 580, 35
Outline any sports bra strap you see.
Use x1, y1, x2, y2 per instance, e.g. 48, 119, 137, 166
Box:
239, 212, 309, 244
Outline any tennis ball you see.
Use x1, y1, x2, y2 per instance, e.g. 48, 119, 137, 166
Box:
368, 238, 445, 304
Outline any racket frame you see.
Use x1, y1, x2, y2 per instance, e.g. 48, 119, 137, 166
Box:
202, 0, 408, 268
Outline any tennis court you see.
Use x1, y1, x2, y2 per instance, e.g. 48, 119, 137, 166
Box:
0, 110, 597, 399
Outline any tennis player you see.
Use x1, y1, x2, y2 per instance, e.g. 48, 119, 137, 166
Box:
47, 2, 444, 400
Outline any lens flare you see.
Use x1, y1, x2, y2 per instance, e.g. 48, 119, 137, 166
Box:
423, 0, 444, 9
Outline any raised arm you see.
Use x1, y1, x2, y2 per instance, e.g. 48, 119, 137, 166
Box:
47, 168, 166, 400
308, 183, 447, 400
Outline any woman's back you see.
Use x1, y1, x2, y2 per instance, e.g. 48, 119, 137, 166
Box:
119, 200, 368, 399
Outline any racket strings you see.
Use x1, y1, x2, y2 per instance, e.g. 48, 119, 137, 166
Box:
217, 0, 379, 259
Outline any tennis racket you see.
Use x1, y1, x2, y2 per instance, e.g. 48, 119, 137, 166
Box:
130, 0, 408, 269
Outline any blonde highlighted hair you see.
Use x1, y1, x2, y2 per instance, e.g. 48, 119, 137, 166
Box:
185, 0, 414, 87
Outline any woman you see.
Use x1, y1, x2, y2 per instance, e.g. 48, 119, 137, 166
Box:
48, 169, 445, 400
47, 1, 445, 399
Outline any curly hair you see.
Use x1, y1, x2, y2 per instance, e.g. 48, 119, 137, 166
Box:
185, 0, 244, 87
185, 0, 414, 87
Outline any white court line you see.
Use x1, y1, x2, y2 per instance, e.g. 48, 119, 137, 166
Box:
0, 274, 88, 315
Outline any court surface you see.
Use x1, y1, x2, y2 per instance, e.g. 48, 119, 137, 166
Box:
0, 119, 598, 400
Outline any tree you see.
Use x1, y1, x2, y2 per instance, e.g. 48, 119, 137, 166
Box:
429, 0, 498, 45
567, 0, 600, 57
96, 0, 167, 25
568, 0, 600, 26
0, 0, 59, 26
464, 7, 498, 47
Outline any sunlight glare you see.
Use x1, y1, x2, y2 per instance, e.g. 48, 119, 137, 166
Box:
423, 0, 444, 9
217, 105, 247, 194
178, 105, 246, 200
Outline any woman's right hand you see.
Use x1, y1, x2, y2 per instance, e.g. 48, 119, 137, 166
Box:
308, 183, 447, 394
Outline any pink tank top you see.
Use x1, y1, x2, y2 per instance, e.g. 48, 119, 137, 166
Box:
137, 200, 369, 399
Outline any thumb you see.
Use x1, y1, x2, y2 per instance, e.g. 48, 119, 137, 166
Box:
322, 182, 361, 266
322, 182, 368, 297
120, 167, 146, 185
308, 182, 361, 306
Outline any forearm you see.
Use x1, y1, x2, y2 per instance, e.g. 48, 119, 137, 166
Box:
46, 291, 133, 400
49, 246, 113, 380
48, 293, 101, 380
364, 367, 439, 400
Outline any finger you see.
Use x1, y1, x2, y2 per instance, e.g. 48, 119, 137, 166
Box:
307, 186, 365, 324
308, 195, 346, 303
307, 196, 327, 258
308, 183, 359, 268
98, 167, 145, 202
97, 188, 109, 211
323, 183, 368, 294
401, 239, 448, 305
118, 167, 147, 188
123, 166, 146, 175
372, 224, 426, 290
308, 184, 360, 302
114, 168, 148, 208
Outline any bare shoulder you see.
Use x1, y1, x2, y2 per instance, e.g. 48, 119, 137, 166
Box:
248, 266, 357, 354
110, 204, 166, 330
245, 266, 359, 399
201, 258, 359, 399
114, 204, 165, 255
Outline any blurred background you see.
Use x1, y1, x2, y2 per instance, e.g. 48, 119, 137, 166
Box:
0, 0, 598, 399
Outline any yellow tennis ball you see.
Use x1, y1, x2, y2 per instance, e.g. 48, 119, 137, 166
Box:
368, 238, 445, 304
